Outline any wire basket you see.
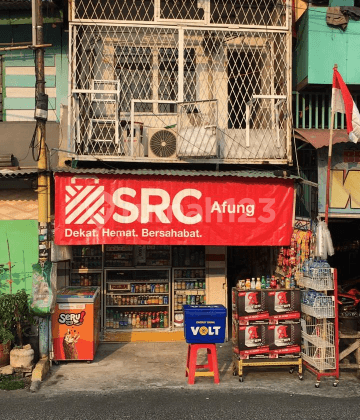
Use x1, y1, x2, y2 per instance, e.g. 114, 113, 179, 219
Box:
301, 296, 335, 319
298, 269, 334, 291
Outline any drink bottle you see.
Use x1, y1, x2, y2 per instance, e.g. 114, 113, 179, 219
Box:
250, 278, 256, 289
261, 276, 266, 289
245, 278, 251, 290
255, 278, 261, 290
266, 275, 271, 289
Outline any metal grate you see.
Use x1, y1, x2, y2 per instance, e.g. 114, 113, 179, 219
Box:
73, 0, 288, 29
69, 3, 291, 162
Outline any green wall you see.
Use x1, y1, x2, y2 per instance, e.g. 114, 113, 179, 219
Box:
294, 8, 360, 87
0, 220, 38, 295
0, 23, 68, 122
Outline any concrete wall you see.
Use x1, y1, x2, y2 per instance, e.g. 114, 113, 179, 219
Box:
0, 23, 68, 123
0, 121, 60, 168
294, 8, 360, 87
0, 219, 38, 295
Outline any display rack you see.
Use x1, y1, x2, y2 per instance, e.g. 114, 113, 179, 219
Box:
104, 244, 134, 267
172, 267, 206, 330
104, 268, 171, 331
300, 268, 339, 388
70, 245, 103, 286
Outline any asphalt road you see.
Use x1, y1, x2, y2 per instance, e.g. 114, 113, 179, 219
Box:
0, 388, 358, 420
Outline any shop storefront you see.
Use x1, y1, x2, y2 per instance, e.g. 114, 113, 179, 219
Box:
54, 169, 296, 341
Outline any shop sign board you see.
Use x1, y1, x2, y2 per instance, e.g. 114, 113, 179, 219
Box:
318, 143, 360, 217
54, 173, 294, 246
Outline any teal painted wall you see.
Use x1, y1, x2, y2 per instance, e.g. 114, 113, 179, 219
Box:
0, 23, 68, 122
294, 8, 360, 87
0, 220, 38, 295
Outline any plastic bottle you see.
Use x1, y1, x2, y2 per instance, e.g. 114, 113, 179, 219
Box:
266, 275, 271, 289
159, 312, 164, 328
285, 276, 290, 289
250, 278, 256, 289
261, 276, 266, 289
290, 275, 296, 289
255, 278, 261, 290
136, 313, 140, 329
164, 311, 169, 328
245, 278, 251, 290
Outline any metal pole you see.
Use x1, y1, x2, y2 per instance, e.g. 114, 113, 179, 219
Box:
325, 64, 337, 225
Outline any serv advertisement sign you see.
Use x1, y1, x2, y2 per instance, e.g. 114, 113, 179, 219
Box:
54, 173, 294, 246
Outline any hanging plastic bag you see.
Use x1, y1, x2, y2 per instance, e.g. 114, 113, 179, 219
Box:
30, 261, 57, 315
324, 224, 335, 256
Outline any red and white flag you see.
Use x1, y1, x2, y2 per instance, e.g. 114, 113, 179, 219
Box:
332, 68, 360, 143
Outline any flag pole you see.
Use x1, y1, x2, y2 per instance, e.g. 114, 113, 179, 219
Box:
325, 64, 337, 225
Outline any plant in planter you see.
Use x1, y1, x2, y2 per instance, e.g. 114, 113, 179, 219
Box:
0, 325, 14, 368
0, 290, 37, 368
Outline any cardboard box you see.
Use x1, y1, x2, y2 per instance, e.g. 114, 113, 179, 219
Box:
232, 319, 269, 351
233, 347, 270, 360
267, 290, 300, 316
267, 322, 301, 350
269, 349, 301, 359
233, 288, 269, 319
269, 312, 301, 324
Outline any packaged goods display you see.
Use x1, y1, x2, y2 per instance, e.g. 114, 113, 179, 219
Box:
274, 228, 315, 282
172, 267, 206, 328
106, 310, 169, 329
232, 285, 302, 378
104, 245, 134, 267
71, 245, 102, 269
105, 268, 171, 330
172, 246, 205, 267
145, 245, 171, 266
71, 273, 101, 287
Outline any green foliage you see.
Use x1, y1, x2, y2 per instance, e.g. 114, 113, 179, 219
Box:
0, 325, 14, 347
0, 375, 25, 391
0, 290, 36, 347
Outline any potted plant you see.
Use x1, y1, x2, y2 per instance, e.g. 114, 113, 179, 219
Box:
0, 290, 36, 368
0, 325, 14, 368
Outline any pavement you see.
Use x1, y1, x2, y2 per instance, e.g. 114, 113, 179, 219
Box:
37, 341, 360, 398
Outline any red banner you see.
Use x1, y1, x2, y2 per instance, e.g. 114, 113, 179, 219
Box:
54, 174, 294, 246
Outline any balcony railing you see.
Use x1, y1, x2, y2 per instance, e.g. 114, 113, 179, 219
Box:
293, 91, 360, 130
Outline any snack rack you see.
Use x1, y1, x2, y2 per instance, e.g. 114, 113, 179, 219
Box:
299, 268, 339, 387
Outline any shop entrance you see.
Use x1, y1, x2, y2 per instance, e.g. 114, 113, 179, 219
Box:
227, 246, 277, 335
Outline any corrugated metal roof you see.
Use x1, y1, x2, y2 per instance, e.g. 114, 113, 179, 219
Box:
53, 167, 299, 180
294, 129, 350, 149
0, 168, 38, 177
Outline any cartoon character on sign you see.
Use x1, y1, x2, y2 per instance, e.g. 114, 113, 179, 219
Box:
63, 328, 80, 360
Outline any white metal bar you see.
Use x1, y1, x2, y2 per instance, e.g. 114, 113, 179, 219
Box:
69, 21, 289, 34
178, 28, 184, 103
130, 100, 135, 157
275, 99, 286, 148
72, 89, 119, 95
245, 103, 250, 148
253, 95, 287, 100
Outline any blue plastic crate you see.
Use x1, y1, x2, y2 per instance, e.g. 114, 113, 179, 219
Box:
183, 305, 227, 344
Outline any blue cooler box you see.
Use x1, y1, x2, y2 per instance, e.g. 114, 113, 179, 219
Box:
183, 305, 227, 344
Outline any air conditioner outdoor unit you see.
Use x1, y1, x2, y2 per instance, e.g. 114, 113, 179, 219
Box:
147, 128, 177, 160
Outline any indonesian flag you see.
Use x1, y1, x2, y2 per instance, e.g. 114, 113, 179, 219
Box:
332, 68, 360, 143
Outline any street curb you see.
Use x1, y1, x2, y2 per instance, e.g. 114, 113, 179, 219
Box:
31, 357, 50, 384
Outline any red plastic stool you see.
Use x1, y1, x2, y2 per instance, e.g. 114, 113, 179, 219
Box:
186, 343, 220, 385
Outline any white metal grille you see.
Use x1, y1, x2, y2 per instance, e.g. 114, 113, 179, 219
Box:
73, 0, 288, 30
301, 317, 336, 371
69, 21, 291, 162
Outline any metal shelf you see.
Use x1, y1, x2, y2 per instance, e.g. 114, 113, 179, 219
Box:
107, 292, 169, 295
302, 332, 334, 348
71, 269, 103, 273
107, 304, 169, 308
105, 328, 171, 332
